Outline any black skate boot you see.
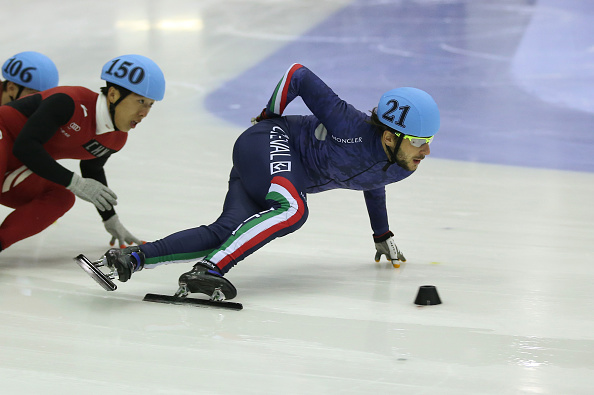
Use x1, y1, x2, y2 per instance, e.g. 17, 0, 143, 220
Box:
104, 246, 145, 282
178, 260, 237, 301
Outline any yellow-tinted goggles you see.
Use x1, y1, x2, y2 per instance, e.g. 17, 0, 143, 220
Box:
394, 131, 433, 148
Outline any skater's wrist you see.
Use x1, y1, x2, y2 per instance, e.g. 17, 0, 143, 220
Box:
373, 230, 394, 243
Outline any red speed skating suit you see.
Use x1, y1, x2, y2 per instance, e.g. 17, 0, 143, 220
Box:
0, 86, 127, 249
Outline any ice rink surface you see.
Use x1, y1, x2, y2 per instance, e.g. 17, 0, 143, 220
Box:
1, 0, 593, 394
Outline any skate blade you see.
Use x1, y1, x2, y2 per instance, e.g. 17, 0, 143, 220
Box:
143, 293, 243, 310
74, 254, 117, 291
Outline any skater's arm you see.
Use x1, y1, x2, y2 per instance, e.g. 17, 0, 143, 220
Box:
365, 187, 407, 267
80, 157, 116, 221
363, 188, 389, 236
80, 156, 143, 246
12, 93, 76, 187
261, 64, 365, 136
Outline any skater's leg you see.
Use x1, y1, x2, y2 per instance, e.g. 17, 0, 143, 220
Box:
185, 120, 309, 283
0, 141, 9, 251
206, 174, 308, 274
0, 173, 75, 249
108, 121, 309, 300
99, 166, 265, 287
138, 167, 264, 267
177, 173, 308, 300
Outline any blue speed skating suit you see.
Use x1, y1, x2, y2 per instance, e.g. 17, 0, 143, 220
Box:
140, 64, 414, 274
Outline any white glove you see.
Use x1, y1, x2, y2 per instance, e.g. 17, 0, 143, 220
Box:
67, 173, 117, 211
373, 231, 407, 268
103, 214, 143, 248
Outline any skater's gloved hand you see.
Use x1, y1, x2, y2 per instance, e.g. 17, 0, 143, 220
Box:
251, 108, 279, 125
67, 173, 117, 211
103, 214, 144, 248
373, 231, 406, 268
251, 108, 267, 125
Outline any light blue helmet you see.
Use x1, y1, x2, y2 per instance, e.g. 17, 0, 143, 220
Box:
377, 87, 440, 138
2, 51, 59, 91
101, 54, 165, 101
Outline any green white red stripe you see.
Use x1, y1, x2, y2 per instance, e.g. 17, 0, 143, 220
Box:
207, 176, 305, 269
144, 249, 213, 268
269, 63, 303, 115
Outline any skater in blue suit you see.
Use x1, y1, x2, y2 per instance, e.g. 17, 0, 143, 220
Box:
100, 63, 440, 301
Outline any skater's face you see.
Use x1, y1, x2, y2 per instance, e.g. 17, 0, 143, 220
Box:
382, 130, 431, 171
107, 87, 154, 132
1, 81, 39, 105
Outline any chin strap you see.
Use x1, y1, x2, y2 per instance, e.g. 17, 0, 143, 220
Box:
9, 85, 26, 102
382, 133, 404, 171
108, 89, 131, 131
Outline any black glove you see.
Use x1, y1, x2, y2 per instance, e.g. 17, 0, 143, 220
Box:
373, 231, 406, 268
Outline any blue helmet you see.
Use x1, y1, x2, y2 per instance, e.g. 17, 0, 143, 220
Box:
377, 87, 440, 138
2, 51, 59, 91
101, 54, 165, 101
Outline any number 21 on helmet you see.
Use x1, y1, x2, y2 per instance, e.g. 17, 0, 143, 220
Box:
377, 87, 440, 138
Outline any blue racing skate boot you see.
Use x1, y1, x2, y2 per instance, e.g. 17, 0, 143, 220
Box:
178, 260, 237, 300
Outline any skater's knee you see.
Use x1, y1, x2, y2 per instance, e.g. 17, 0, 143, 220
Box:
270, 179, 307, 216
267, 191, 308, 233
44, 187, 76, 213
204, 223, 233, 246
64, 190, 76, 212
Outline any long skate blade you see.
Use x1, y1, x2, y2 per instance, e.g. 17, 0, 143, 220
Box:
143, 293, 243, 310
74, 254, 117, 291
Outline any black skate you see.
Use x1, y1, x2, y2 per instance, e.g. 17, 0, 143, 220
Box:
74, 254, 118, 291
178, 261, 237, 300
76, 253, 243, 310
143, 261, 242, 310
75, 246, 144, 291
104, 246, 144, 282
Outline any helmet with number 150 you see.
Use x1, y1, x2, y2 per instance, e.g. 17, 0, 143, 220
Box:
100, 54, 165, 101
2, 51, 59, 91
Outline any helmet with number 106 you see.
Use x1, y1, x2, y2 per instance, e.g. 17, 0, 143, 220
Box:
377, 87, 440, 138
2, 51, 59, 91
100, 54, 165, 101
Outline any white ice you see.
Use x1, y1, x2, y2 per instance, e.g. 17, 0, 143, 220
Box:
1, 1, 592, 394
